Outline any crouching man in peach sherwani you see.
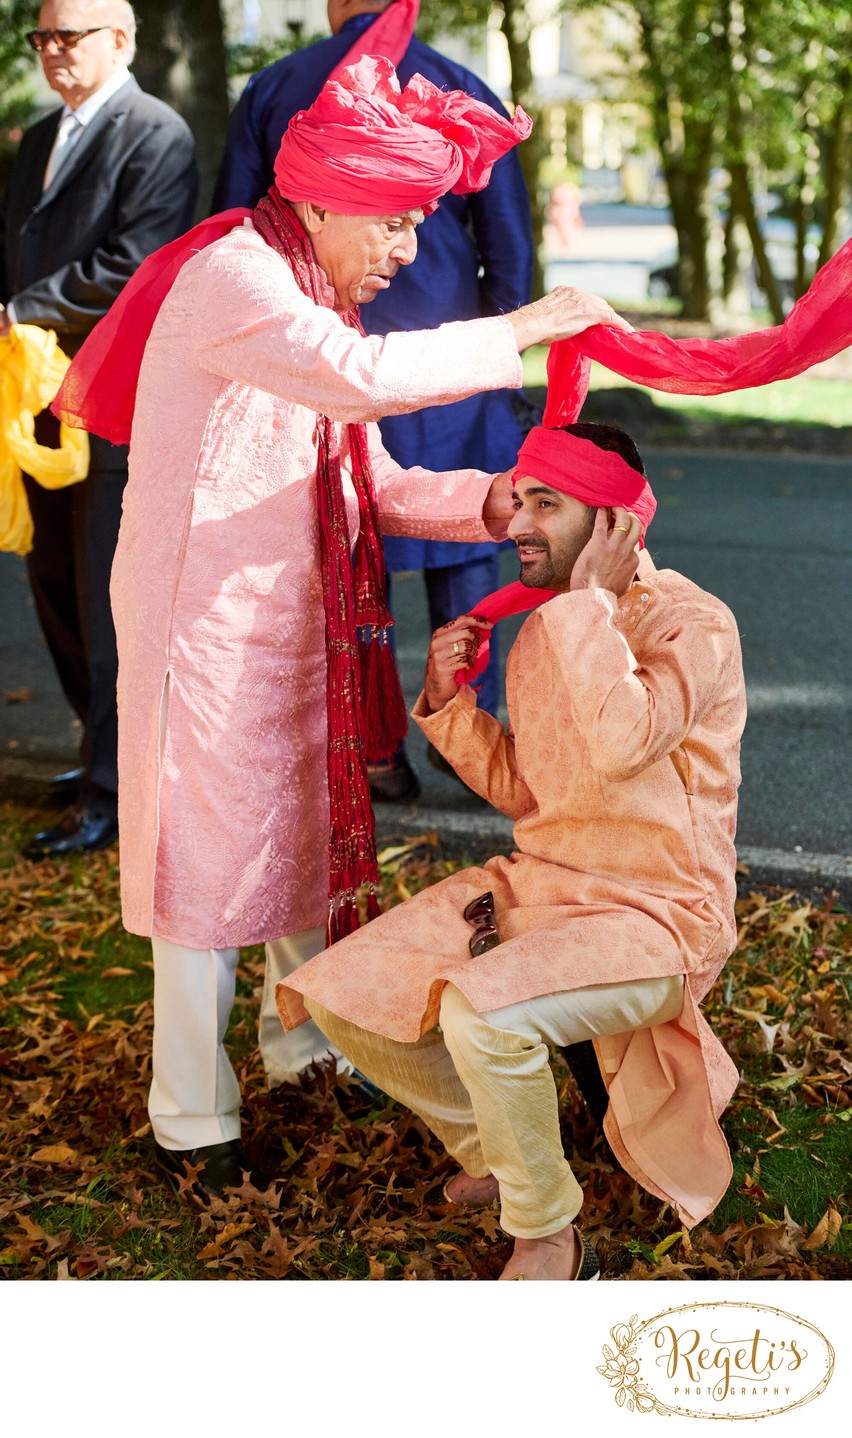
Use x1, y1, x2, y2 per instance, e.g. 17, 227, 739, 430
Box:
278, 421, 747, 1280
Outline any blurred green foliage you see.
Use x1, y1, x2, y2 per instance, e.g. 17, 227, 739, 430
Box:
0, 1, 38, 198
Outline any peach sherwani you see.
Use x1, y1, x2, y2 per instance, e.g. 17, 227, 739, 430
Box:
279, 556, 747, 1225
110, 221, 523, 949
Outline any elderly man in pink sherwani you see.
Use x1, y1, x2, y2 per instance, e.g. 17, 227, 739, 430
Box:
55, 54, 632, 1197
279, 421, 747, 1280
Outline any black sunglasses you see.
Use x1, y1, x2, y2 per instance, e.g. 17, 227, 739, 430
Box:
26, 27, 113, 53
463, 891, 501, 957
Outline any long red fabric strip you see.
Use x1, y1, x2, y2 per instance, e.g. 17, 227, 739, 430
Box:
456, 581, 555, 685
327, 0, 420, 85
544, 237, 852, 425
460, 240, 852, 685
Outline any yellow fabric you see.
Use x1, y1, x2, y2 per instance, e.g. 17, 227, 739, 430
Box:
0, 324, 89, 555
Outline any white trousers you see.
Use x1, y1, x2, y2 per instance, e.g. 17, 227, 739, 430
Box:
149, 926, 346, 1150
307, 973, 684, 1238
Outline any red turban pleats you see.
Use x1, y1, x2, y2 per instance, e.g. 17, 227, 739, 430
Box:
274, 56, 532, 215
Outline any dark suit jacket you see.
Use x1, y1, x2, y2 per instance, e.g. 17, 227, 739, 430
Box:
1, 76, 198, 358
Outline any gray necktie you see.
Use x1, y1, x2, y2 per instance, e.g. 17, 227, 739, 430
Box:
43, 112, 81, 191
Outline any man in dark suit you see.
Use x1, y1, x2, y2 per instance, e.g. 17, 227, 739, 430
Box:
0, 1, 198, 858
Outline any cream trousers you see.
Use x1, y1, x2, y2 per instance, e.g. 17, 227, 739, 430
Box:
149, 927, 346, 1150
307, 973, 684, 1238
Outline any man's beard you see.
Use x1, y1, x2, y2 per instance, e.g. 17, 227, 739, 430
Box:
516, 514, 597, 590
517, 542, 558, 588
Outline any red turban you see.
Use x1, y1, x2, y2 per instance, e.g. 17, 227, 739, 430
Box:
274, 55, 533, 216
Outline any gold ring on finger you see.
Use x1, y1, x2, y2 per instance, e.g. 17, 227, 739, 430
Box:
612, 525, 630, 534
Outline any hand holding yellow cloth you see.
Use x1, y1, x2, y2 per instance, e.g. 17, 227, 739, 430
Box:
0, 324, 90, 554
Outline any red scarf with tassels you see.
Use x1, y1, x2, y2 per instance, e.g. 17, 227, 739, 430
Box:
252, 189, 408, 941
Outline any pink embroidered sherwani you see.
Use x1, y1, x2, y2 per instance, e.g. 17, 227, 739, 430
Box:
279, 555, 748, 1225
111, 221, 523, 949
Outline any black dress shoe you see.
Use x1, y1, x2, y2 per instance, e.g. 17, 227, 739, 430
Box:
367, 754, 421, 803
154, 1139, 270, 1199
47, 767, 84, 804
23, 804, 118, 860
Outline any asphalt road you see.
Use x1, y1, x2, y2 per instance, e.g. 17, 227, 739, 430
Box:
1, 446, 850, 891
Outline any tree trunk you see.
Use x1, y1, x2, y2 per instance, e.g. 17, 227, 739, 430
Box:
133, 0, 230, 217
500, 0, 548, 298
792, 183, 808, 299
634, 5, 714, 319
715, 3, 785, 323
665, 143, 714, 319
818, 69, 852, 269
728, 159, 785, 322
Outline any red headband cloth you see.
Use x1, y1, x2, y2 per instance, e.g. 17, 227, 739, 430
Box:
457, 428, 656, 684
514, 427, 657, 540
274, 56, 532, 216
326, 0, 420, 85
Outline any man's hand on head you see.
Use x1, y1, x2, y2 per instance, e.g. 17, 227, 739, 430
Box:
569, 506, 642, 598
423, 614, 493, 714
483, 467, 515, 539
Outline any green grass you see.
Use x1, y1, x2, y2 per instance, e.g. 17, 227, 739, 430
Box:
521, 352, 852, 429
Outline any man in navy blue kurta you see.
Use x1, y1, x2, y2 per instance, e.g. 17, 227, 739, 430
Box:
213, 3, 535, 772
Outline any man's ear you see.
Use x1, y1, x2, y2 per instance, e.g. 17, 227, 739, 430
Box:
297, 202, 328, 235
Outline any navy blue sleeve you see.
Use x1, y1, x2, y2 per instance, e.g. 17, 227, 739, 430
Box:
470, 147, 534, 315
454, 69, 534, 315
212, 75, 272, 211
